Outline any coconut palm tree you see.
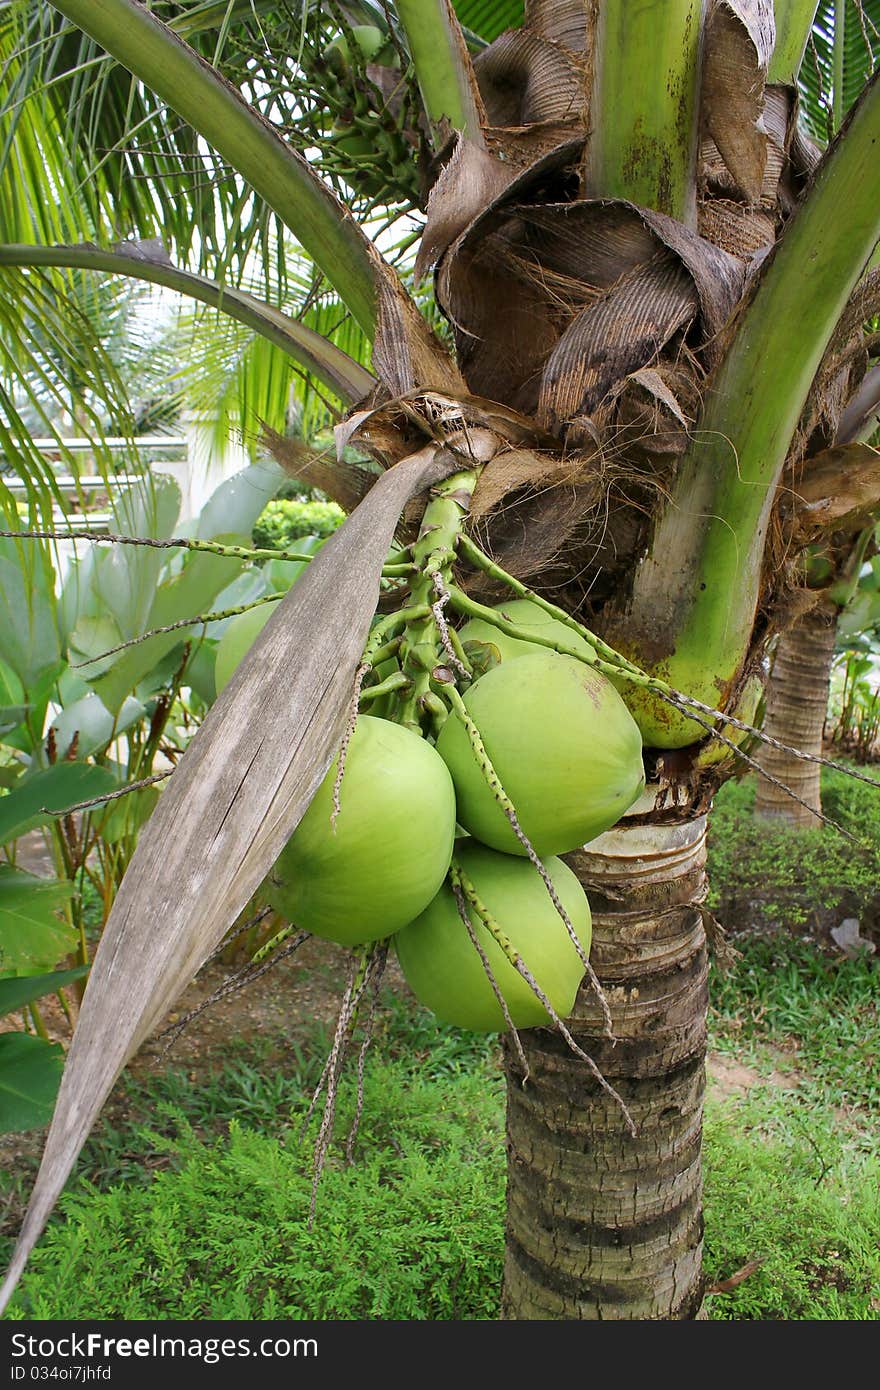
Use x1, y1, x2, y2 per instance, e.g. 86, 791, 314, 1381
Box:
3, 0, 880, 1322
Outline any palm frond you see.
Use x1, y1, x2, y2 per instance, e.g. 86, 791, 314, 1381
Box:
452, 0, 523, 44
0, 264, 143, 512
799, 0, 880, 141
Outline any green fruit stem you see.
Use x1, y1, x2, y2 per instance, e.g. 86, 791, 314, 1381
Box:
0, 528, 322, 567
357, 670, 409, 705
420, 689, 451, 736
365, 636, 403, 667
2, 527, 414, 577
395, 469, 479, 732
450, 858, 526, 981
361, 605, 430, 666
446, 586, 601, 668
73, 592, 284, 669
455, 535, 643, 676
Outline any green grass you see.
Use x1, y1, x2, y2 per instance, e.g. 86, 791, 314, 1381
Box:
701, 768, 880, 1318
701, 932, 880, 1319
710, 934, 880, 1119
703, 1101, 880, 1319
3, 1010, 503, 1321
5, 1059, 504, 1320
4, 943, 878, 1321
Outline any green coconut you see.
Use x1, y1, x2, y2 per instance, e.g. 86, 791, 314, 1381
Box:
214, 603, 275, 694
457, 597, 595, 665
265, 715, 457, 946
325, 24, 387, 72
394, 841, 591, 1031
436, 650, 645, 857
693, 671, 764, 770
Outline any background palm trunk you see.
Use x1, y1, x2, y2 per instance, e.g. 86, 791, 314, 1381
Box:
754, 601, 839, 824
502, 813, 708, 1320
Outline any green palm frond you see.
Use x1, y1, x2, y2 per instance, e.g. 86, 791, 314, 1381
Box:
0, 265, 145, 508
166, 239, 375, 450
1, 1, 307, 289
799, 0, 880, 141
452, 0, 523, 44
2, 0, 427, 286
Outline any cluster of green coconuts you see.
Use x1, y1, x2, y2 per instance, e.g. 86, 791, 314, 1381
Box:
215, 600, 646, 1034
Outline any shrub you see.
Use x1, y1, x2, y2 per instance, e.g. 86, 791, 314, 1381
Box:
252, 499, 345, 551
707, 770, 880, 934
5, 1057, 505, 1321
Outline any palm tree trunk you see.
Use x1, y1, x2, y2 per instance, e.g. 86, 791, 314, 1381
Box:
754, 601, 838, 825
502, 811, 708, 1320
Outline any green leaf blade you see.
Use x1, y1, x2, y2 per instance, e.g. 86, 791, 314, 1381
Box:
0, 1034, 65, 1134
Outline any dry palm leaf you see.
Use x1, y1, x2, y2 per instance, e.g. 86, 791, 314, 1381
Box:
701, 0, 776, 202
262, 430, 378, 513
787, 442, 880, 539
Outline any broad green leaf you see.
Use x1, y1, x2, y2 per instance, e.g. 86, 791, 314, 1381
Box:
54, 667, 92, 711
0, 661, 66, 762
98, 475, 184, 639
0, 660, 24, 709
193, 460, 283, 541
0, 763, 118, 846
66, 614, 127, 680
0, 1033, 64, 1134
205, 568, 273, 635
0, 766, 24, 792
861, 555, 880, 593
92, 462, 283, 711
133, 646, 193, 702
49, 694, 146, 761
840, 587, 880, 637
0, 869, 75, 976
59, 478, 182, 665
111, 473, 182, 542
0, 553, 60, 690
0, 968, 89, 1016
184, 642, 218, 706
0, 708, 29, 737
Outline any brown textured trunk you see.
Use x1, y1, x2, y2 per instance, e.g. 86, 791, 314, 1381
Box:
754, 601, 838, 825
502, 811, 708, 1320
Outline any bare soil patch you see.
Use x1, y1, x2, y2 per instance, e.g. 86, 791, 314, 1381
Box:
706, 1051, 801, 1100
